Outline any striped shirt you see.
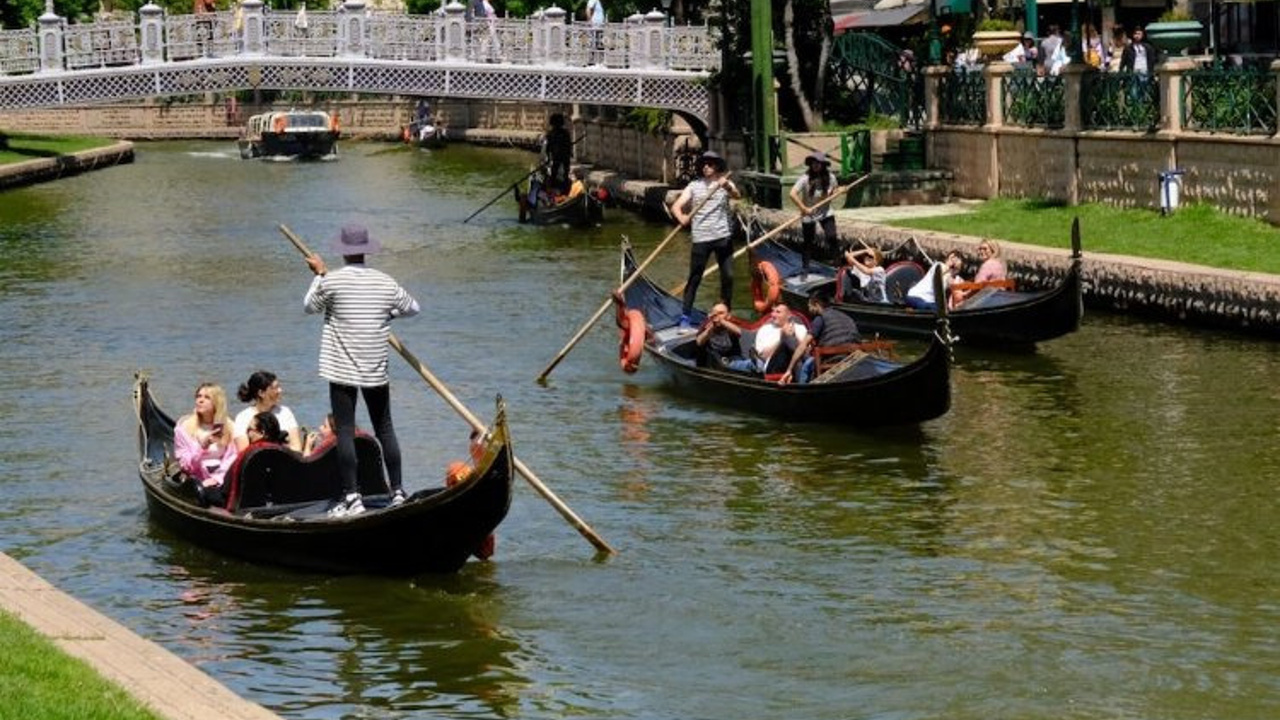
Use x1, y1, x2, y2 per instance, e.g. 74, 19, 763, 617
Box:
303, 263, 419, 388
685, 179, 733, 244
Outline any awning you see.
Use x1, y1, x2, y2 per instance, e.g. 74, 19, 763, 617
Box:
833, 4, 929, 32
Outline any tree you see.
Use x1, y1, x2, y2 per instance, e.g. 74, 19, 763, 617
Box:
779, 0, 832, 130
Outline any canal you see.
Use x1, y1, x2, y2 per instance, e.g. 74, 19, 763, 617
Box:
1, 140, 1278, 720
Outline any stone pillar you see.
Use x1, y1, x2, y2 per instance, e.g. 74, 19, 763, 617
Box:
1158, 57, 1195, 134
924, 65, 947, 130
1062, 63, 1090, 133
242, 0, 266, 55
543, 6, 567, 67
643, 9, 665, 70
984, 62, 1012, 129
37, 6, 64, 74
337, 0, 367, 57
438, 1, 466, 62
138, 2, 165, 65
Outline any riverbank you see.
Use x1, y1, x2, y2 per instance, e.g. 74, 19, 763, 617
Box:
0, 552, 281, 720
0, 140, 134, 191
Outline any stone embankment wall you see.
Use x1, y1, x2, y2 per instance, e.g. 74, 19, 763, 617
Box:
0, 141, 134, 190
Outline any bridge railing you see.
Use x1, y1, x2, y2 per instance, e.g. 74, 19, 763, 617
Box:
0, 28, 39, 75
0, 0, 718, 77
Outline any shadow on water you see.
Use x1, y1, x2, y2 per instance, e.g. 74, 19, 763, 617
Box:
143, 523, 530, 719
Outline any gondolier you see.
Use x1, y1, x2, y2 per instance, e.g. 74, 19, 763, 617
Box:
304, 224, 420, 517
670, 150, 741, 330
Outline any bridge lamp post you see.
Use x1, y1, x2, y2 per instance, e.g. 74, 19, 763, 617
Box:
659, 0, 673, 26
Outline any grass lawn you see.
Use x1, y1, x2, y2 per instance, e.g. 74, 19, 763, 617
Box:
0, 610, 164, 720
0, 132, 116, 165
885, 198, 1280, 275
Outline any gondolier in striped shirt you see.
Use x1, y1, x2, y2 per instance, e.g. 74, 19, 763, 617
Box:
305, 224, 420, 517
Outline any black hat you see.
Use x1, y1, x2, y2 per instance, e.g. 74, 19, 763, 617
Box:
698, 150, 725, 171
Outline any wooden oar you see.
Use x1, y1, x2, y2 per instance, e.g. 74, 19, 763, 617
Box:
534, 173, 733, 383
462, 168, 536, 224
670, 173, 869, 296
279, 224, 616, 557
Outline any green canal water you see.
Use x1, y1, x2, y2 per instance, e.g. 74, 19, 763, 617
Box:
1, 140, 1278, 719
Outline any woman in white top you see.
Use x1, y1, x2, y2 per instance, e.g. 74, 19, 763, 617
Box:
233, 370, 301, 452
905, 251, 963, 310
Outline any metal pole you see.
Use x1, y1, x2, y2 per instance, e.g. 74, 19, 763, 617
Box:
750, 0, 777, 174
1025, 0, 1039, 38
1069, 0, 1082, 64
927, 0, 942, 65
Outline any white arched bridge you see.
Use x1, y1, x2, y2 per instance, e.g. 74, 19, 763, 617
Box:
0, 0, 719, 122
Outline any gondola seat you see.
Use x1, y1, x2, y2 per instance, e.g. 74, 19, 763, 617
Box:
883, 261, 925, 304
230, 435, 391, 512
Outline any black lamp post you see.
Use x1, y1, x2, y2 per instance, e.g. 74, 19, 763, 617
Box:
927, 0, 942, 65
1069, 0, 1083, 63
660, 0, 673, 27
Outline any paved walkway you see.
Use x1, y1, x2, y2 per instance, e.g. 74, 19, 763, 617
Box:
831, 200, 981, 222
0, 552, 282, 720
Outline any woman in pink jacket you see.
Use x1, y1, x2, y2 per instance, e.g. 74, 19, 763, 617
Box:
172, 382, 238, 507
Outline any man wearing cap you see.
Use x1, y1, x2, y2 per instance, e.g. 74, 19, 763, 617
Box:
670, 150, 741, 330
304, 224, 420, 517
789, 150, 840, 278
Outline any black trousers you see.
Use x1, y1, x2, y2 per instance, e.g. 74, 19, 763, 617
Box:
330, 382, 403, 496
682, 235, 734, 316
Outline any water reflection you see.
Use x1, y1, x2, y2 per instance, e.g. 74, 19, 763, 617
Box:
143, 526, 528, 719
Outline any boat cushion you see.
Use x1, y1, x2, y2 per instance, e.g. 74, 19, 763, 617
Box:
232, 435, 391, 511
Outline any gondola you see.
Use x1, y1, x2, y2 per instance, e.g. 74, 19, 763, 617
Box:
750, 220, 1084, 347
517, 187, 605, 227
404, 119, 447, 149
133, 374, 513, 575
617, 244, 953, 426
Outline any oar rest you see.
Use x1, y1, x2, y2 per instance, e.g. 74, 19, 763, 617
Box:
230, 435, 392, 512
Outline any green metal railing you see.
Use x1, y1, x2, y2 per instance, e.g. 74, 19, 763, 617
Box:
1002, 69, 1064, 128
939, 68, 986, 125
829, 32, 925, 129
1082, 71, 1159, 131
1181, 65, 1277, 135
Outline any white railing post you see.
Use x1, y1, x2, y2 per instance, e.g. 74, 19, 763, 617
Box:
543, 5, 566, 66
530, 8, 546, 64
37, 3, 64, 73
643, 9, 664, 70
338, 0, 367, 57
625, 12, 645, 69
241, 0, 265, 55
138, 2, 165, 65
438, 0, 466, 62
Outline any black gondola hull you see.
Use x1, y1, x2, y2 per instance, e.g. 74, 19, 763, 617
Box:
620, 246, 952, 426
134, 376, 513, 575
752, 239, 1084, 347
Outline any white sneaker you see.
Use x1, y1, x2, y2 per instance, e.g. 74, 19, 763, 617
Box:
328, 493, 364, 518
390, 489, 407, 506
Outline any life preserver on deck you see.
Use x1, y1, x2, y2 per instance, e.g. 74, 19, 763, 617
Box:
751, 260, 782, 314
330, 114, 341, 135
618, 308, 646, 373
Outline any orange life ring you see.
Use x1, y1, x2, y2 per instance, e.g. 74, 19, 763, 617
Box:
751, 260, 782, 313
618, 309, 645, 373
272, 115, 286, 134
401, 126, 411, 143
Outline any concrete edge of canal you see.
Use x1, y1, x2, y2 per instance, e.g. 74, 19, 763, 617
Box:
0, 551, 284, 720
0, 141, 136, 191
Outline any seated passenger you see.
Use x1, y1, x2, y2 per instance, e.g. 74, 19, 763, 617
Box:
839, 246, 887, 303
302, 413, 337, 457
564, 169, 586, 202
905, 251, 963, 311
726, 304, 809, 375
222, 411, 291, 511
951, 240, 1008, 307
694, 302, 744, 369
173, 382, 238, 507
232, 370, 302, 453
779, 294, 861, 385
